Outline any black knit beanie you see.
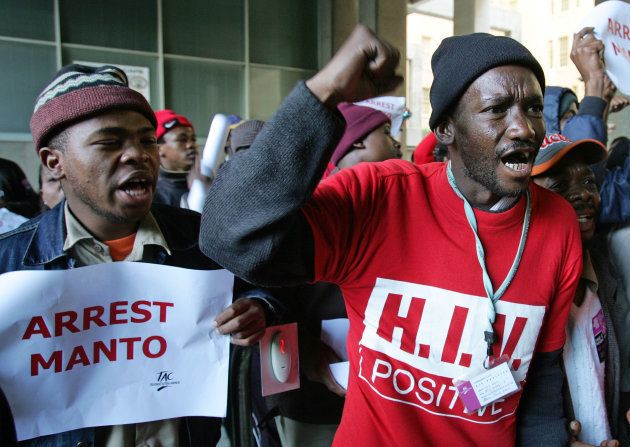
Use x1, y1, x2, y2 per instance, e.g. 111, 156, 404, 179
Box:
429, 33, 545, 130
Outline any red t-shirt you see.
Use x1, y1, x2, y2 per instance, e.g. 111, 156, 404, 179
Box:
301, 160, 582, 447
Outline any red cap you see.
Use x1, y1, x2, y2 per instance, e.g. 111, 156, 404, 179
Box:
413, 132, 438, 165
155, 109, 193, 141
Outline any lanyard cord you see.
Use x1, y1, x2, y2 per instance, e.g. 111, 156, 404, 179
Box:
446, 162, 531, 365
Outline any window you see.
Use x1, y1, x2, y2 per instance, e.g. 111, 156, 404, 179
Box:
164, 59, 245, 127
249, 67, 315, 120
559, 36, 568, 67
163, 0, 244, 61
548, 40, 554, 68
561, 0, 569, 11
60, 0, 158, 52
0, 0, 54, 40
0, 0, 326, 134
249, 0, 319, 70
0, 41, 56, 133
490, 28, 508, 37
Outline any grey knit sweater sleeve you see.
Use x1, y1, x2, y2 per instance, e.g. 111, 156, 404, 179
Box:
199, 82, 345, 287
516, 349, 570, 447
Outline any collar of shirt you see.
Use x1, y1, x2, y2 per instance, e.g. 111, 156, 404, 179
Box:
62, 202, 171, 265
489, 194, 519, 212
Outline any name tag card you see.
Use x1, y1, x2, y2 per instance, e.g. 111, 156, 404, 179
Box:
454, 357, 520, 413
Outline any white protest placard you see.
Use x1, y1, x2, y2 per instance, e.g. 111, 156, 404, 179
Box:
580, 1, 630, 94
322, 318, 350, 389
0, 262, 233, 441
329, 361, 349, 390
354, 96, 407, 137
321, 318, 350, 362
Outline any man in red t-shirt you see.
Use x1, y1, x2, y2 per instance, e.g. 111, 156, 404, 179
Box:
201, 26, 581, 446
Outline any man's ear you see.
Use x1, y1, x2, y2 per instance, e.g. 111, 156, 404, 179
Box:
434, 118, 455, 146
38, 147, 65, 181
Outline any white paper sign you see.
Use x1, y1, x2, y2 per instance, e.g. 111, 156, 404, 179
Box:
321, 318, 350, 362
580, 1, 630, 94
329, 361, 350, 390
354, 96, 407, 137
74, 60, 151, 101
0, 262, 233, 441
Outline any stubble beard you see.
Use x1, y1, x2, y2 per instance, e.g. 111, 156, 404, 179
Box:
460, 149, 525, 199
65, 172, 136, 226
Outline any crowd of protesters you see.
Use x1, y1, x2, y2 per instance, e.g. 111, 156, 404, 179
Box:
0, 20, 629, 447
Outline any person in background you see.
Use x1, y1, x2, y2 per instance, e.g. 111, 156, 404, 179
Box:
39, 163, 64, 211
0, 158, 40, 218
532, 134, 622, 447
0, 158, 40, 233
153, 109, 198, 207
600, 135, 630, 447
599, 136, 630, 225
606, 137, 630, 173
0, 196, 27, 234
433, 141, 449, 162
412, 132, 438, 165
543, 27, 628, 147
545, 26, 630, 227
223, 114, 244, 158
323, 102, 401, 178
226, 119, 265, 158
412, 132, 448, 165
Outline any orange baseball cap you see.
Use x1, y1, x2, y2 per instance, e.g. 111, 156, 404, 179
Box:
532, 133, 606, 176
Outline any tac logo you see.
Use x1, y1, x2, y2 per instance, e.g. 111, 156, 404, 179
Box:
150, 370, 180, 391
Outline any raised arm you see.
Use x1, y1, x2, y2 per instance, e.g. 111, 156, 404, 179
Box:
563, 27, 608, 145
199, 25, 402, 286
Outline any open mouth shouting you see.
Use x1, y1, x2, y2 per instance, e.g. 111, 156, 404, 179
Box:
117, 173, 154, 205
500, 148, 535, 179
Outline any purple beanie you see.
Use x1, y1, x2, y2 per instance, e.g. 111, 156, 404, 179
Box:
330, 103, 390, 166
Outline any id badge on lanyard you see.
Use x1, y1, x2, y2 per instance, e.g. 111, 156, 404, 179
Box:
445, 163, 531, 412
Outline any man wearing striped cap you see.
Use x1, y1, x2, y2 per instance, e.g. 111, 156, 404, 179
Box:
0, 64, 269, 446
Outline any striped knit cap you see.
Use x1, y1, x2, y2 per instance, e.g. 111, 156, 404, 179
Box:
30, 64, 157, 150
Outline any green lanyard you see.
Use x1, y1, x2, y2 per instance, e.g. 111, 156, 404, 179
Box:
446, 162, 531, 365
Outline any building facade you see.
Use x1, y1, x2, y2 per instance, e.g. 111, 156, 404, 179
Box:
0, 0, 407, 185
